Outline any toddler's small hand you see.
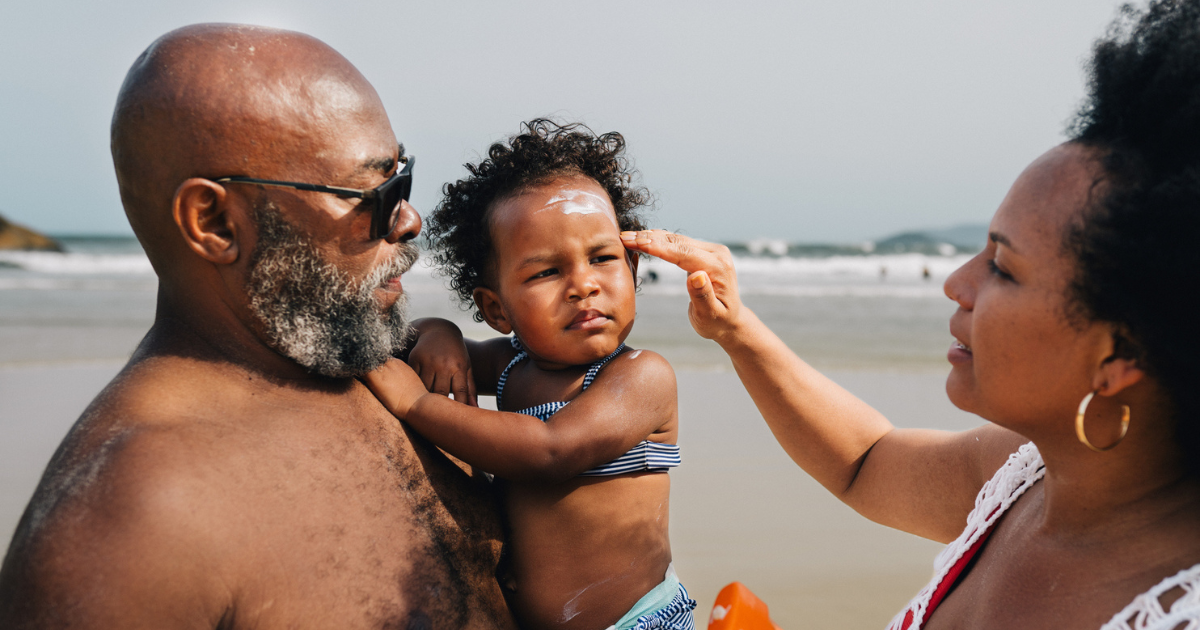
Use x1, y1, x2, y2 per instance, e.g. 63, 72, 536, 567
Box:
362, 358, 430, 419
407, 322, 477, 406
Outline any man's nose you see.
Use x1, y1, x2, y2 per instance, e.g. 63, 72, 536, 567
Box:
384, 200, 421, 244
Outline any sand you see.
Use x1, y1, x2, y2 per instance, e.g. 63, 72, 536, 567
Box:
0, 359, 983, 628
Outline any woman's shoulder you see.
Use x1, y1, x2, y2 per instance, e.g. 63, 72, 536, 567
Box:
958, 442, 1044, 538
979, 442, 1044, 500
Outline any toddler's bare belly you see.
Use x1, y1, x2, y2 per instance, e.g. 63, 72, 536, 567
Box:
503, 472, 672, 630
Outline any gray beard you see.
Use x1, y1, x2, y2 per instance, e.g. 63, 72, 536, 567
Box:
246, 205, 418, 378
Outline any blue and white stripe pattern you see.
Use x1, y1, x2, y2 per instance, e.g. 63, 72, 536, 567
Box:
496, 337, 682, 478
578, 440, 681, 477
628, 584, 697, 630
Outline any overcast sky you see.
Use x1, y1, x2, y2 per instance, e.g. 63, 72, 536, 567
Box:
1, 0, 1124, 243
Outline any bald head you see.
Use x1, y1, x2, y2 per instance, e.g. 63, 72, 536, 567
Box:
111, 24, 394, 262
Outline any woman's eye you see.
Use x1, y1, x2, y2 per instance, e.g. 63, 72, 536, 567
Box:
987, 259, 1014, 281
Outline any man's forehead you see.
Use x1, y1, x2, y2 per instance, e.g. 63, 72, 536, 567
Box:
117, 24, 396, 172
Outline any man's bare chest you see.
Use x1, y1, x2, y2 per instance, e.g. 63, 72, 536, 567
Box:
217, 415, 509, 629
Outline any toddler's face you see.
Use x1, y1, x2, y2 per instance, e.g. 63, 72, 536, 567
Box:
481, 175, 637, 368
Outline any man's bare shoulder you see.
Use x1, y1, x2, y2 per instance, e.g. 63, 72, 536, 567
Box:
2, 353, 515, 629
0, 387, 239, 627
2, 355, 317, 623
23, 356, 259, 516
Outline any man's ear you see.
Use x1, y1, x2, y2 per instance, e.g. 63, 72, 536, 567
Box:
627, 250, 640, 280
472, 287, 512, 335
173, 178, 240, 265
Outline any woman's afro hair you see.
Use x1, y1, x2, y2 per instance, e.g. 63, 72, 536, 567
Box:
424, 119, 651, 321
1067, 0, 1200, 473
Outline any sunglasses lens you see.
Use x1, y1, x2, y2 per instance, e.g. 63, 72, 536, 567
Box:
373, 160, 413, 240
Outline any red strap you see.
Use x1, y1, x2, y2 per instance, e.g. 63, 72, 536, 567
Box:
899, 510, 1000, 630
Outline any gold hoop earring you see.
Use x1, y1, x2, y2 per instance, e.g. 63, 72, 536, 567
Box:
1075, 390, 1131, 453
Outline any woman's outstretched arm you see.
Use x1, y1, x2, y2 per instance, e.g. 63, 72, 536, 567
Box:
621, 230, 1024, 542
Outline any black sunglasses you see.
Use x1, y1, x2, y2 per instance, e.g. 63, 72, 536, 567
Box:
215, 150, 414, 240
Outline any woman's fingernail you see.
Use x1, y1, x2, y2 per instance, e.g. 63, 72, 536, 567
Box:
636, 236, 652, 245
690, 273, 706, 289
620, 231, 637, 240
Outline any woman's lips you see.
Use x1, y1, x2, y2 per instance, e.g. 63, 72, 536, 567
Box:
948, 340, 973, 365
568, 310, 611, 330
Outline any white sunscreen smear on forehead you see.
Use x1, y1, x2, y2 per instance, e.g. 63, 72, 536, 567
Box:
542, 189, 616, 225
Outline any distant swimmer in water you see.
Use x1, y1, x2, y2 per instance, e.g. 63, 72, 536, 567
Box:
364, 120, 695, 630
648, 269, 659, 283
923, 266, 931, 280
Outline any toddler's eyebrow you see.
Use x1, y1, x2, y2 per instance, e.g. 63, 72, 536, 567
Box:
518, 253, 554, 268
516, 239, 621, 268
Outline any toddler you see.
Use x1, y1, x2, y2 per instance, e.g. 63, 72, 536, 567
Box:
364, 120, 694, 630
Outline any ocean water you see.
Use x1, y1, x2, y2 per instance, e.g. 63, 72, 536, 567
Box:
0, 237, 980, 628
0, 236, 969, 369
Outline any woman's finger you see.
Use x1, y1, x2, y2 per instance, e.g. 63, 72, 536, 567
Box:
620, 230, 721, 273
687, 270, 725, 322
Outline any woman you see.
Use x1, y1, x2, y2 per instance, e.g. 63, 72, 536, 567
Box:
621, 1, 1200, 627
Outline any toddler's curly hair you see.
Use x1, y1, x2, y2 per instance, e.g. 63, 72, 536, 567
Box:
425, 119, 651, 321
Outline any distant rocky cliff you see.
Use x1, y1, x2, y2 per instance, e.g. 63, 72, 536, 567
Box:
0, 213, 62, 251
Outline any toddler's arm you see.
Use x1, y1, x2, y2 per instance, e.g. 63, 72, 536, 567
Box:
363, 350, 678, 483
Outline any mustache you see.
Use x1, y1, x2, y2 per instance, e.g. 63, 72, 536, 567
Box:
359, 242, 419, 293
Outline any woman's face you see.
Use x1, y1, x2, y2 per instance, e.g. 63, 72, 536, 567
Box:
944, 143, 1116, 436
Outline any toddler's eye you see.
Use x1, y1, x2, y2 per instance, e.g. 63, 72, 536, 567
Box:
529, 268, 558, 280
591, 255, 618, 264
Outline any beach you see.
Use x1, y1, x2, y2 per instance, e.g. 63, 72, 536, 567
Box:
0, 239, 983, 628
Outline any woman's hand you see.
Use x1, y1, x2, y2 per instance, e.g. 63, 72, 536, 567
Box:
405, 318, 477, 406
361, 358, 431, 419
621, 230, 747, 344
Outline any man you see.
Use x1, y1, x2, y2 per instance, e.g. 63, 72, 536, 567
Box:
0, 24, 515, 629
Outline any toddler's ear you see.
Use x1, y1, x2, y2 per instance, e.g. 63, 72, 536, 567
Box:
472, 287, 512, 335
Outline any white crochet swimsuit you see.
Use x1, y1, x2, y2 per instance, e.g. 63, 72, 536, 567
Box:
887, 443, 1200, 630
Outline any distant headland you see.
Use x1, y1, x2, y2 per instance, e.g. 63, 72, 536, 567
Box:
0, 213, 63, 251
728, 223, 988, 258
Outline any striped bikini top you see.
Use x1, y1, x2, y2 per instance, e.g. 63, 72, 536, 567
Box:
496, 338, 682, 477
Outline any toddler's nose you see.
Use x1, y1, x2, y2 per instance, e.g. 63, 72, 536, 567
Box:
567, 267, 602, 301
